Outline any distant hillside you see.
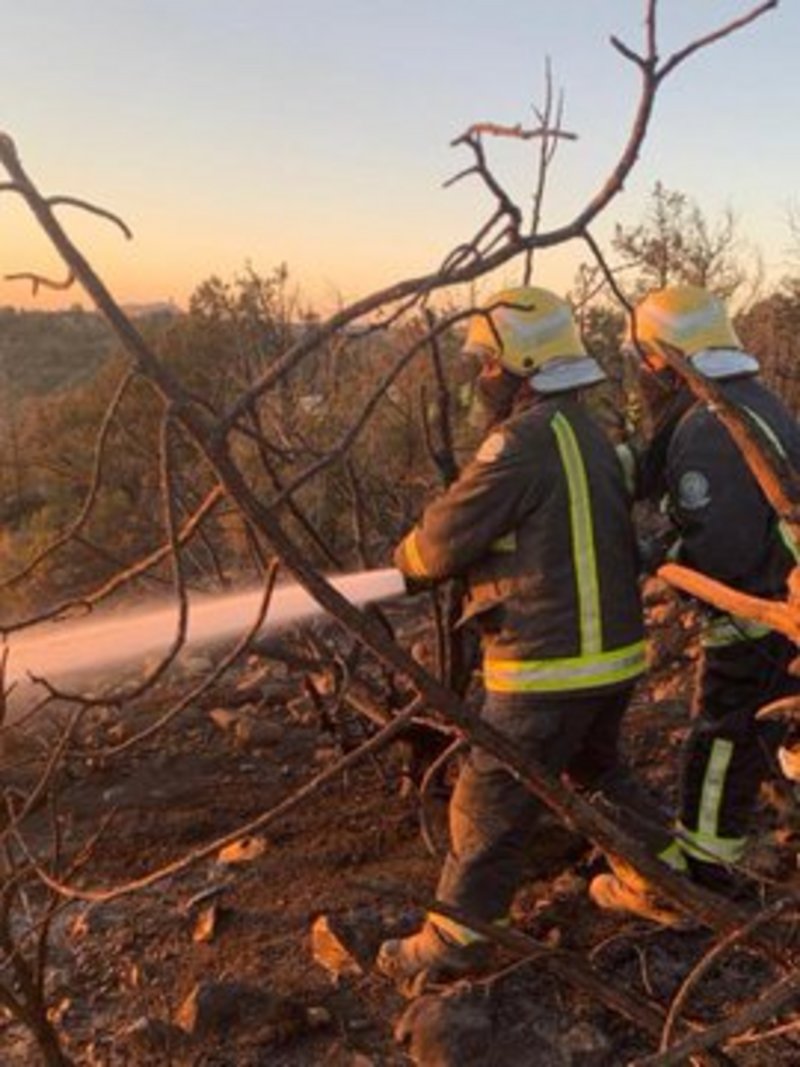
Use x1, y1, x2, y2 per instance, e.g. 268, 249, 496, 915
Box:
0, 305, 179, 400
122, 301, 181, 319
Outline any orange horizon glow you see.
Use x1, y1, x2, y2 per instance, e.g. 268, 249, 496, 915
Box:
1, 4, 796, 322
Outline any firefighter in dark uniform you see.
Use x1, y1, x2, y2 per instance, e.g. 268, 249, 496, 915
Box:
377, 286, 656, 984
592, 285, 800, 916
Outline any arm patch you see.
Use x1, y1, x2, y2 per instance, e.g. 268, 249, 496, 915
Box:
475, 431, 507, 464
677, 470, 711, 510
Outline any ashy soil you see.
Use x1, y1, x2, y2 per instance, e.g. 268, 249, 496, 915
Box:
2, 583, 800, 1066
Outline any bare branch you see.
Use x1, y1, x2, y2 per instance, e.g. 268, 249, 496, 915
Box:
0, 707, 82, 846
4, 269, 75, 295
458, 120, 577, 143
659, 562, 800, 645
47, 195, 132, 240
634, 968, 800, 1066
657, 1, 779, 82
659, 899, 793, 1052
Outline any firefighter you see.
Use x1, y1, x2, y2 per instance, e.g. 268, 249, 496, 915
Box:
592, 284, 800, 916
377, 286, 658, 986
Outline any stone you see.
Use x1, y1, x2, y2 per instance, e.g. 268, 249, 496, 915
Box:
559, 1020, 611, 1064
394, 986, 493, 1067
208, 708, 240, 732
175, 981, 256, 1035
310, 914, 365, 980
234, 713, 283, 748
175, 980, 329, 1042
217, 835, 268, 865
192, 903, 218, 943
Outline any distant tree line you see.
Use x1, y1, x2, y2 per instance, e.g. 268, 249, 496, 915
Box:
2, 184, 800, 618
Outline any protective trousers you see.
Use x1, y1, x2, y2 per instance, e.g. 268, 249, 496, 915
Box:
678, 630, 800, 871
431, 685, 669, 943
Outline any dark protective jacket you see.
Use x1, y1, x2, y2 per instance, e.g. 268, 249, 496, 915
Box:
394, 393, 645, 694
654, 376, 800, 593
633, 371, 800, 867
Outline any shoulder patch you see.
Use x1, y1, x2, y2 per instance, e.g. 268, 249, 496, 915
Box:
677, 470, 711, 511
475, 431, 507, 464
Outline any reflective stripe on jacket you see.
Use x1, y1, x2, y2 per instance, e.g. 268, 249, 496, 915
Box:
394, 394, 645, 693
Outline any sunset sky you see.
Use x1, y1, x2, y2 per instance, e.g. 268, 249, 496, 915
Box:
0, 1, 796, 315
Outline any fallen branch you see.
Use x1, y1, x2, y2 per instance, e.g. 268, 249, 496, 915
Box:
659, 898, 794, 1051
633, 967, 800, 1066
658, 563, 800, 646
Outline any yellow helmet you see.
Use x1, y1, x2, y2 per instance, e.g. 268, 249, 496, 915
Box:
631, 285, 742, 357
464, 286, 585, 372
463, 286, 604, 392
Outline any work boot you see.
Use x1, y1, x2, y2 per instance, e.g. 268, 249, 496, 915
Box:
376, 922, 490, 991
588, 856, 685, 927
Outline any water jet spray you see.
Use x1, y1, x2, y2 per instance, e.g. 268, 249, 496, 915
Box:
5, 567, 407, 692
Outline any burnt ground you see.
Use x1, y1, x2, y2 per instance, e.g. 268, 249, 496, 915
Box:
3, 582, 800, 1066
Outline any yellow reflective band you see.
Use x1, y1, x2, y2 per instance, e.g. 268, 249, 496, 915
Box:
676, 823, 746, 865
743, 404, 785, 456
699, 738, 733, 839
701, 614, 771, 648
638, 299, 722, 345
490, 531, 517, 553
552, 412, 602, 654
679, 738, 745, 863
428, 911, 510, 946
401, 529, 429, 578
658, 840, 689, 873
484, 640, 646, 693
742, 406, 800, 563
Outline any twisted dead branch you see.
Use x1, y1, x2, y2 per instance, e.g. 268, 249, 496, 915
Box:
634, 967, 800, 1066
658, 899, 795, 1052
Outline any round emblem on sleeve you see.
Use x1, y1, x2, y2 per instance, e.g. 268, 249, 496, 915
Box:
677, 470, 711, 510
475, 431, 507, 464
